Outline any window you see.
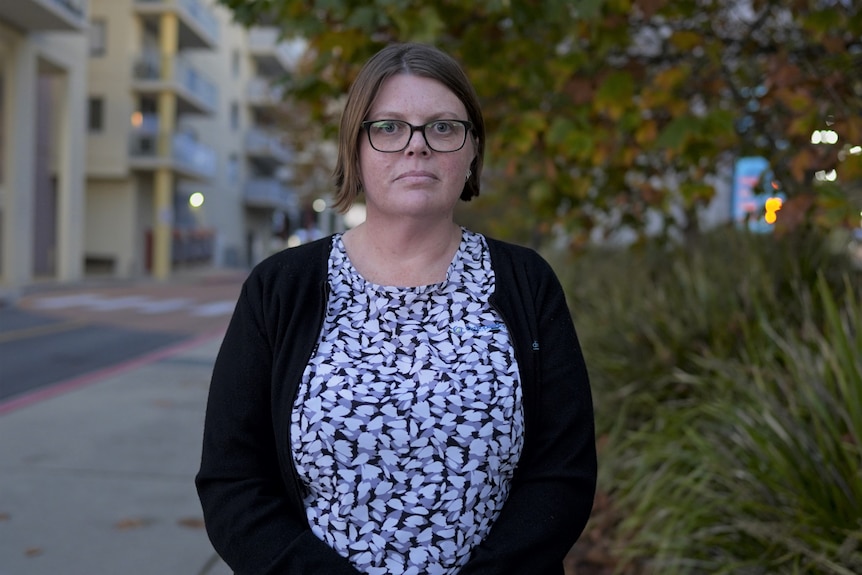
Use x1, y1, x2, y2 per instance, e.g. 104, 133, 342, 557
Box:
228, 154, 240, 184
88, 97, 104, 132
230, 102, 240, 131
89, 19, 106, 56
231, 49, 241, 78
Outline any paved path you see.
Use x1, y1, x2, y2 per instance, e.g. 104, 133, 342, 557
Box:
0, 277, 238, 574
11, 271, 245, 337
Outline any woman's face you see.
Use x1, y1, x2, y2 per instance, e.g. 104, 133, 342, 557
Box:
359, 74, 476, 221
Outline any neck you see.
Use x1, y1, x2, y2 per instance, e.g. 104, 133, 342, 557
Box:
342, 218, 462, 287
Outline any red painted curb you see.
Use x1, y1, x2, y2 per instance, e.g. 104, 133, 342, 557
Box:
0, 329, 224, 416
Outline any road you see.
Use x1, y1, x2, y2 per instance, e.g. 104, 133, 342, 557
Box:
0, 270, 246, 410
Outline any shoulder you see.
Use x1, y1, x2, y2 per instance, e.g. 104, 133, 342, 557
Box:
482, 235, 555, 275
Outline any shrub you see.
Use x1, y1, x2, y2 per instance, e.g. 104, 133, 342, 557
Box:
555, 227, 862, 573
615, 276, 862, 573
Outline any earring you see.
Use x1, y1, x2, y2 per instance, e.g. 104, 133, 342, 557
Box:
466, 169, 472, 182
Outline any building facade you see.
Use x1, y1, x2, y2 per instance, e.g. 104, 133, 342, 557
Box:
84, 0, 301, 280
0, 0, 90, 292
183, 20, 301, 269
86, 0, 220, 279
0, 0, 312, 293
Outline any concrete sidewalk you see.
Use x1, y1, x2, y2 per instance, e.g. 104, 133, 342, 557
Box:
0, 333, 232, 575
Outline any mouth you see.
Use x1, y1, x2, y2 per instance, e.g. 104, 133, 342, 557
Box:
396, 170, 437, 182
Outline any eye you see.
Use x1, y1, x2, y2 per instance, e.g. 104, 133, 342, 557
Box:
370, 121, 402, 134
430, 121, 456, 134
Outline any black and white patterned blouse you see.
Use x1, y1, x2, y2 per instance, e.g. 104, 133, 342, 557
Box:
290, 229, 525, 575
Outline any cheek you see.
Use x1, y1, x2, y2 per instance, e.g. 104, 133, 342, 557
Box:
357, 146, 377, 179
358, 152, 393, 189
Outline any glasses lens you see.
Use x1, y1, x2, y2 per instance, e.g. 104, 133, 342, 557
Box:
366, 120, 410, 152
365, 120, 468, 152
424, 121, 468, 152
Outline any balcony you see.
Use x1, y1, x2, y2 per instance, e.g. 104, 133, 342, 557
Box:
244, 178, 296, 211
247, 27, 304, 77
245, 128, 291, 168
132, 53, 217, 115
129, 117, 216, 181
134, 0, 219, 50
247, 77, 286, 111
145, 228, 215, 270
1, 0, 87, 31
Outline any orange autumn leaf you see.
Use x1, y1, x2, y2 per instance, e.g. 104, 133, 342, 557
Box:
178, 517, 206, 529
114, 517, 149, 530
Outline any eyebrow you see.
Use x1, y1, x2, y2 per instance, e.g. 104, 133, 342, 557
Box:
368, 111, 466, 121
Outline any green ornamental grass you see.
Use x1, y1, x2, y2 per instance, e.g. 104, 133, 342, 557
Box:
559, 227, 862, 574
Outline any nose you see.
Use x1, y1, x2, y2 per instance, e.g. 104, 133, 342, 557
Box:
405, 125, 430, 155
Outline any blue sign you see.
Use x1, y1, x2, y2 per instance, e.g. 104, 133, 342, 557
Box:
732, 156, 785, 233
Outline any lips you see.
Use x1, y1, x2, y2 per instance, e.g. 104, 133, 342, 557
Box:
396, 170, 437, 181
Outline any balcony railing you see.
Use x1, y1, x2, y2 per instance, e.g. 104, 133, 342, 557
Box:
50, 0, 86, 19
145, 228, 215, 270
134, 0, 219, 47
173, 132, 216, 176
177, 0, 218, 42
133, 53, 218, 113
129, 118, 216, 179
245, 129, 291, 164
244, 178, 295, 211
247, 27, 304, 75
247, 77, 285, 107
3, 0, 87, 31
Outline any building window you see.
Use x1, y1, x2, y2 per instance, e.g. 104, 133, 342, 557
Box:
228, 154, 240, 184
89, 19, 106, 56
232, 49, 241, 78
88, 97, 104, 132
230, 102, 240, 131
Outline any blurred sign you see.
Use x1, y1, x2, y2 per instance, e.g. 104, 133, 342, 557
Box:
731, 156, 785, 233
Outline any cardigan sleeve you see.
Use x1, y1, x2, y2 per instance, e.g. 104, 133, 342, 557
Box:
459, 254, 597, 574
195, 277, 362, 575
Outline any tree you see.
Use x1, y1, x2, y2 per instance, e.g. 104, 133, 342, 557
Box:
220, 0, 862, 247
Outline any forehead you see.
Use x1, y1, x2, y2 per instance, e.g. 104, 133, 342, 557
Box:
369, 74, 467, 118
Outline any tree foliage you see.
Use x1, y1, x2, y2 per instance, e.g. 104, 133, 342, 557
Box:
220, 0, 862, 246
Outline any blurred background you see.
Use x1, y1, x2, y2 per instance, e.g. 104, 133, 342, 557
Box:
0, 0, 860, 573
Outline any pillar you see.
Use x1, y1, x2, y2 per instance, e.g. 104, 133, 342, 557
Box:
152, 12, 179, 280
55, 37, 87, 282
1, 38, 37, 290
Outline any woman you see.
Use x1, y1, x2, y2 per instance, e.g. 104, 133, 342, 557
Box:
196, 42, 596, 575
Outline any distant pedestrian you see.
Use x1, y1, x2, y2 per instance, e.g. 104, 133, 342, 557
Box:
196, 42, 596, 575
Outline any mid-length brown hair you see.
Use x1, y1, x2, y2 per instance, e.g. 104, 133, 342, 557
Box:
332, 42, 485, 213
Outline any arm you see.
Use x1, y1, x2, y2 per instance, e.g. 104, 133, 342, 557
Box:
460, 258, 597, 574
195, 279, 361, 575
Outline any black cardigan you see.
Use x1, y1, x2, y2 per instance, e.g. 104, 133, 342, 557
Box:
196, 235, 596, 574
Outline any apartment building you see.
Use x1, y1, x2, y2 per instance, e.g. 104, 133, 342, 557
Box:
84, 0, 301, 279
0, 0, 89, 292
0, 0, 325, 289
184, 21, 301, 269
85, 0, 220, 279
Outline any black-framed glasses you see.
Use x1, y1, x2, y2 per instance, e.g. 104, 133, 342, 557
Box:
361, 119, 473, 153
